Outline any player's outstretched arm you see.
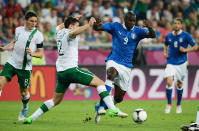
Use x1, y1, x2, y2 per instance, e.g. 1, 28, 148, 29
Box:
0, 40, 16, 51
144, 20, 156, 38
69, 17, 96, 38
179, 45, 198, 53
26, 48, 44, 58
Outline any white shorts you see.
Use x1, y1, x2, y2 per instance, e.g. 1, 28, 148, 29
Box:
165, 62, 187, 82
106, 60, 131, 91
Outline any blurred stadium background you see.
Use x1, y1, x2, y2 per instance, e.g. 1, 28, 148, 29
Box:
0, 0, 199, 130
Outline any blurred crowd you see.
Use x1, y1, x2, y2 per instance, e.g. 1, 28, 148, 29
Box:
1, 0, 199, 48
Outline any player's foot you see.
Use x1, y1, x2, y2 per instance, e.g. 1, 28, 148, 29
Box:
176, 105, 182, 114
108, 108, 128, 118
165, 104, 171, 114
180, 123, 199, 131
95, 112, 101, 123
18, 106, 29, 121
94, 104, 106, 123
23, 117, 33, 124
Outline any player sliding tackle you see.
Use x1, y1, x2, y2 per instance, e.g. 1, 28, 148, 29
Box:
24, 16, 128, 124
93, 11, 156, 123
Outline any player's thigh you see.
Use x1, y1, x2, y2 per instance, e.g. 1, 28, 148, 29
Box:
55, 71, 70, 93
0, 62, 16, 82
16, 70, 32, 89
176, 62, 187, 83
70, 67, 95, 86
165, 64, 176, 78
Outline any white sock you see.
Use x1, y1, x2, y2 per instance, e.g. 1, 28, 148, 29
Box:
31, 108, 43, 121
0, 90, 2, 96
196, 111, 199, 125
96, 85, 116, 110
31, 99, 55, 121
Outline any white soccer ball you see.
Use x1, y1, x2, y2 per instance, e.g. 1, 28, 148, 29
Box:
132, 108, 147, 124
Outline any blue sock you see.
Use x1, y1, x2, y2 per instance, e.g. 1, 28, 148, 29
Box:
95, 85, 112, 111
177, 88, 183, 106
166, 88, 172, 105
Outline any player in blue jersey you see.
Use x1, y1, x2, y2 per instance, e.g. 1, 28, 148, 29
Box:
164, 18, 198, 114
93, 11, 156, 123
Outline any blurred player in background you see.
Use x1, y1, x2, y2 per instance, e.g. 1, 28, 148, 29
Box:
164, 18, 198, 114
0, 11, 44, 120
23, 16, 128, 124
93, 11, 156, 123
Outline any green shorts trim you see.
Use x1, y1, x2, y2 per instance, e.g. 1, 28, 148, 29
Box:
55, 67, 94, 93
0, 62, 32, 89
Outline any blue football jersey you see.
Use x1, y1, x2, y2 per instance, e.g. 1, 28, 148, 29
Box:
102, 22, 148, 68
165, 30, 196, 65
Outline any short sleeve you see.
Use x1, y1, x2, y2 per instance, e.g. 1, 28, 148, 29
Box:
138, 27, 148, 39
164, 35, 169, 45
36, 32, 44, 49
186, 33, 196, 46
102, 22, 115, 33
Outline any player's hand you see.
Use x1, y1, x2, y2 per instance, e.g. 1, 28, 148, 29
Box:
0, 46, 4, 51
179, 46, 187, 53
89, 17, 96, 26
143, 20, 152, 28
26, 48, 33, 56
164, 53, 168, 59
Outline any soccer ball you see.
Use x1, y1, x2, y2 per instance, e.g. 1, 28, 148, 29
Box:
132, 108, 147, 124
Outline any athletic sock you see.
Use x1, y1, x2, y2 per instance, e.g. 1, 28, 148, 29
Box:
96, 85, 116, 110
22, 92, 30, 109
99, 80, 113, 110
177, 87, 183, 106
196, 108, 199, 125
166, 86, 172, 105
31, 99, 55, 121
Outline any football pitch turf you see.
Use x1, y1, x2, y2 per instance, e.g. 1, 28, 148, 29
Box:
0, 100, 198, 131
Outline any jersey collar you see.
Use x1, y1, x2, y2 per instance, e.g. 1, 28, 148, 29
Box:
172, 30, 182, 36
122, 24, 134, 30
24, 25, 36, 32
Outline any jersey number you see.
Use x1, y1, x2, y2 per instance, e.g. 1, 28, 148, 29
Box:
57, 40, 64, 56
124, 37, 128, 45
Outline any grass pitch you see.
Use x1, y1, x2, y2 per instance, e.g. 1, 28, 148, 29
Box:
0, 100, 198, 131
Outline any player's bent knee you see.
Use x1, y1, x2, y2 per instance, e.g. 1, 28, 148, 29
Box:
90, 75, 105, 87
107, 67, 118, 81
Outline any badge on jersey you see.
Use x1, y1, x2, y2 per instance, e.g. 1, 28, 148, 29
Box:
174, 41, 178, 48
179, 38, 183, 42
131, 33, 135, 39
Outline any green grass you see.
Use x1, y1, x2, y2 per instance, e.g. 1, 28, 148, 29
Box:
0, 100, 198, 131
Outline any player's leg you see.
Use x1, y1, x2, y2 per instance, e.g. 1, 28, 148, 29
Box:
165, 64, 175, 114
24, 92, 65, 124
176, 62, 187, 114
165, 76, 174, 113
24, 71, 69, 124
114, 85, 126, 105
176, 80, 183, 114
96, 67, 117, 113
17, 70, 32, 121
0, 62, 16, 96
